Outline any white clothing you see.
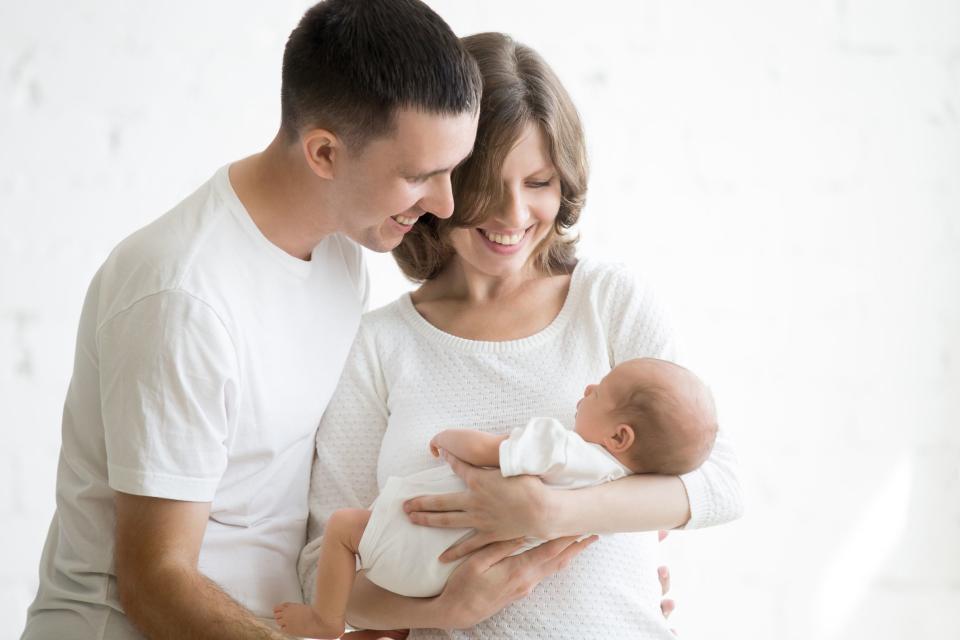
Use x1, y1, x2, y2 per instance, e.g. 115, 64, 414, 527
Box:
22, 165, 368, 639
499, 416, 632, 487
301, 258, 743, 639
357, 417, 631, 598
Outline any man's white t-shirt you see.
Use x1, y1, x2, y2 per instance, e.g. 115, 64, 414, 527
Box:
22, 165, 368, 639
356, 417, 631, 598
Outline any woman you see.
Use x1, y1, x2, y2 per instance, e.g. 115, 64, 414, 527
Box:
301, 32, 742, 638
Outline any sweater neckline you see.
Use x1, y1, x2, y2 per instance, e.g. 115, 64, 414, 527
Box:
397, 259, 589, 353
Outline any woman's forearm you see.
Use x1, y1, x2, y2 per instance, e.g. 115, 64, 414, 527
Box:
345, 575, 445, 631
544, 474, 690, 538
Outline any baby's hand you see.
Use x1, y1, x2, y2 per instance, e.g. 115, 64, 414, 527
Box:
429, 432, 449, 458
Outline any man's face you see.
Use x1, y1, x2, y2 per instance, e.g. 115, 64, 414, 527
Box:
332, 108, 479, 253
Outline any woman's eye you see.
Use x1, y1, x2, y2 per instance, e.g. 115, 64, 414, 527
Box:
526, 179, 552, 189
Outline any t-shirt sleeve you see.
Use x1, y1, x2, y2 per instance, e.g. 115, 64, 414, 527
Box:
97, 290, 238, 502
500, 417, 571, 478
299, 322, 388, 601
598, 264, 744, 528
501, 418, 630, 489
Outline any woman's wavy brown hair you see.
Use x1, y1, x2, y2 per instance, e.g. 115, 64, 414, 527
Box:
392, 32, 589, 281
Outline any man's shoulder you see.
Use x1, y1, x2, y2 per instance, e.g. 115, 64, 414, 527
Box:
111, 168, 228, 269
97, 168, 237, 318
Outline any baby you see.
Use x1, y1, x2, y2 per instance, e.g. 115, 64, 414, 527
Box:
274, 357, 718, 638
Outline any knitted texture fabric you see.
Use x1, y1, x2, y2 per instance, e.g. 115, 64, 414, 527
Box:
301, 258, 743, 639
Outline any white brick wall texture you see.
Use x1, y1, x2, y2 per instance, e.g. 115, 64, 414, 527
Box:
1, 1, 958, 638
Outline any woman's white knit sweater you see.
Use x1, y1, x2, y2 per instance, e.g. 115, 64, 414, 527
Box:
301, 258, 743, 639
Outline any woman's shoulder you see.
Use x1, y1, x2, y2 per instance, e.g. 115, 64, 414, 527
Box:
355, 296, 409, 341
574, 257, 659, 306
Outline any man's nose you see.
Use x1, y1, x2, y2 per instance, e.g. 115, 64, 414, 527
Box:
424, 175, 455, 219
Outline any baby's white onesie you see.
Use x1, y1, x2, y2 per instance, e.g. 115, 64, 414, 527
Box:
356, 417, 631, 597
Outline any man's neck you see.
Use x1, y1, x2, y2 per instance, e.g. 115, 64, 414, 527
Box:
229, 134, 338, 261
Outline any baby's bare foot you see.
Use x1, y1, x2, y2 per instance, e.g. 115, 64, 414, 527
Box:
273, 602, 344, 639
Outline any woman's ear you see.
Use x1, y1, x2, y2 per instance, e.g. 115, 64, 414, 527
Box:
301, 128, 341, 180
607, 424, 636, 454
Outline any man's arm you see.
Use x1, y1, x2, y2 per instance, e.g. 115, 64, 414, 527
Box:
429, 429, 508, 467
114, 492, 287, 640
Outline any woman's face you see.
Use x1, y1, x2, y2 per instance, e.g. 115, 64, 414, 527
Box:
447, 122, 562, 279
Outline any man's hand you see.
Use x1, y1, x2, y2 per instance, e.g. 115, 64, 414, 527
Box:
404, 452, 551, 562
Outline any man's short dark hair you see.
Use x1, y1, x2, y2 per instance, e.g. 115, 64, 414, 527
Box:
281, 0, 482, 149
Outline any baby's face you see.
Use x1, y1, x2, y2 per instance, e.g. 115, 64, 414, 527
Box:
574, 366, 634, 445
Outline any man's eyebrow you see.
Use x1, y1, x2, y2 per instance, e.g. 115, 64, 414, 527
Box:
405, 151, 474, 180
408, 167, 450, 181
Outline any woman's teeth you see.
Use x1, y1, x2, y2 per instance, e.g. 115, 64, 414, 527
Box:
393, 215, 418, 226
481, 229, 524, 246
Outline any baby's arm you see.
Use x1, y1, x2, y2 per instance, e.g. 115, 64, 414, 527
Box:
430, 429, 509, 468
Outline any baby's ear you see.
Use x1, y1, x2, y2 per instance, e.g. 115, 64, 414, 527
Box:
608, 424, 636, 453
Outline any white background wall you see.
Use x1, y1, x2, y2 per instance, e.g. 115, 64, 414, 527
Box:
1, 1, 958, 638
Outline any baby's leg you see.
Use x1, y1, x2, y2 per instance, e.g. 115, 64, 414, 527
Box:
274, 508, 371, 639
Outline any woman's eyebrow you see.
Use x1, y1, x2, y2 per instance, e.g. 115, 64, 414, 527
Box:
526, 166, 555, 177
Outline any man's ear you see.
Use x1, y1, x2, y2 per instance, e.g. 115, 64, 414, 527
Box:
301, 128, 342, 180
606, 424, 636, 454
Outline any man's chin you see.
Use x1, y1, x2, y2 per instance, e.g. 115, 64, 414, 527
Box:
348, 228, 403, 253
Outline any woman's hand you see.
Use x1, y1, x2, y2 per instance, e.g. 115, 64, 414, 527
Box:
342, 631, 408, 640
658, 529, 678, 635
435, 535, 598, 629
403, 452, 553, 561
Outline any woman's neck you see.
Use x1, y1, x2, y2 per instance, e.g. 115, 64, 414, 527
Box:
416, 257, 546, 306
410, 257, 573, 342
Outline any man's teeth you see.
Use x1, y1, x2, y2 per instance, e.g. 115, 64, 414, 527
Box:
481, 229, 524, 246
393, 215, 417, 226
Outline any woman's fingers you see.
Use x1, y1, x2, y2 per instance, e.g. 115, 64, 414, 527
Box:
658, 565, 670, 595
407, 509, 473, 528
403, 491, 469, 514
443, 450, 477, 481
466, 537, 528, 571
512, 535, 582, 573
661, 598, 676, 619
541, 535, 597, 575
440, 531, 493, 562
341, 631, 409, 639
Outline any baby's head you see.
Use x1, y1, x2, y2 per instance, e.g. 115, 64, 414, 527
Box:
574, 358, 717, 475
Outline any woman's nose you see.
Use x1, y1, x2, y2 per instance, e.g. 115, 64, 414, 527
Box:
501, 189, 530, 227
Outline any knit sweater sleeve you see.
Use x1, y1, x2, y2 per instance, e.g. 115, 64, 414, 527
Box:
597, 262, 744, 530
298, 320, 389, 601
